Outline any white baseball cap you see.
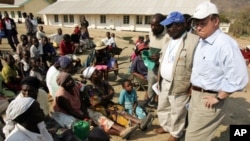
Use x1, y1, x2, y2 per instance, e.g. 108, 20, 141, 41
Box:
192, 1, 219, 19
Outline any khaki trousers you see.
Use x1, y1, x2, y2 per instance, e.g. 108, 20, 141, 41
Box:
185, 90, 228, 141
157, 79, 190, 138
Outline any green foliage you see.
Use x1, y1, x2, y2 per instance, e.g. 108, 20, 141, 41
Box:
47, 0, 57, 3
219, 14, 230, 23
230, 8, 250, 37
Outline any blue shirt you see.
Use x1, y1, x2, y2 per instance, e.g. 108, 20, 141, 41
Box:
191, 29, 248, 93
118, 89, 137, 112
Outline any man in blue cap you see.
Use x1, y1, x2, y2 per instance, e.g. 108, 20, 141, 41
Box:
155, 11, 199, 141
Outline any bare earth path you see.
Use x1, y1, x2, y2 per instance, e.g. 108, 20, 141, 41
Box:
0, 24, 249, 141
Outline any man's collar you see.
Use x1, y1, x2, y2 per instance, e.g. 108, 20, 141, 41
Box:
203, 29, 221, 45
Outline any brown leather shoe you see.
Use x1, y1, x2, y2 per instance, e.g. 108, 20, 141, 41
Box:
168, 135, 180, 141
153, 127, 168, 134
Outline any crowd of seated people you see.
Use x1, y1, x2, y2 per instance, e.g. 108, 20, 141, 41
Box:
0, 23, 156, 140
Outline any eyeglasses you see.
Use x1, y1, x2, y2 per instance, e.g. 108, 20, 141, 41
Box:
191, 16, 211, 30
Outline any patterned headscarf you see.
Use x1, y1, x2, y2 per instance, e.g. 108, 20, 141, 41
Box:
58, 56, 72, 69
56, 72, 71, 87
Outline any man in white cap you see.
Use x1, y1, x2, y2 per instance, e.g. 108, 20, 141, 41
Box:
156, 11, 199, 141
186, 2, 249, 141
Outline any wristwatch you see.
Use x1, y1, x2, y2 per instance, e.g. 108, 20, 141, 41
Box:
216, 96, 223, 102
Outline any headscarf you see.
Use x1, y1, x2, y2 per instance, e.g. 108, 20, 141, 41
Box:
58, 56, 72, 69
56, 72, 71, 87
82, 66, 96, 79
21, 76, 40, 89
3, 97, 35, 136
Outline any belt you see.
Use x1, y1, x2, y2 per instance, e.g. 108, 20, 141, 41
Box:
192, 86, 217, 94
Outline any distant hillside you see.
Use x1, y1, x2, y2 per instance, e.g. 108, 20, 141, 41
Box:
212, 0, 250, 17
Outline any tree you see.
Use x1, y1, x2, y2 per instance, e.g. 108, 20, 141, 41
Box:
219, 14, 230, 23
47, 0, 57, 3
230, 8, 250, 37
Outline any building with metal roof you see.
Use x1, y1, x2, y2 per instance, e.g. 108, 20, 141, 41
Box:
39, 0, 210, 32
0, 0, 51, 22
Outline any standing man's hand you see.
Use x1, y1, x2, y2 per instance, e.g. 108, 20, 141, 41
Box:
203, 96, 219, 108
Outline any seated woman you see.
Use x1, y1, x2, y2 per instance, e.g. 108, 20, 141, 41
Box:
3, 97, 53, 141
93, 41, 119, 80
19, 50, 31, 77
59, 34, 77, 56
131, 43, 148, 81
41, 36, 56, 65
52, 72, 137, 139
82, 67, 153, 130
79, 26, 90, 49
16, 76, 50, 117
1, 53, 22, 93
0, 60, 15, 98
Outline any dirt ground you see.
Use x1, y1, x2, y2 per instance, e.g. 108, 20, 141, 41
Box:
0, 24, 250, 141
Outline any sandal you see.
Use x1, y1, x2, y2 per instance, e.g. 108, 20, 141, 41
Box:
140, 113, 153, 130
120, 124, 138, 139
154, 127, 168, 134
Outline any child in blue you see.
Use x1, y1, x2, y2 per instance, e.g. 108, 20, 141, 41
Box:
119, 79, 146, 119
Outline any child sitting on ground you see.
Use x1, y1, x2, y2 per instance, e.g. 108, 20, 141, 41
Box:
29, 58, 49, 92
20, 50, 31, 77
119, 79, 147, 119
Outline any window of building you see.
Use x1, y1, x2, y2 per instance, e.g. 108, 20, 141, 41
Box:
10, 11, 15, 18
17, 11, 22, 18
0, 11, 2, 16
136, 15, 143, 24
4, 11, 8, 15
123, 15, 129, 24
69, 15, 74, 23
144, 16, 151, 24
63, 15, 68, 23
54, 15, 59, 22
100, 15, 106, 24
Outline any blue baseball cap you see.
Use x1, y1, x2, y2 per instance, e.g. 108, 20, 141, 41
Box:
160, 11, 185, 26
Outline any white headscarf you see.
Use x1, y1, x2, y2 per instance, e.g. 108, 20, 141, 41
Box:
83, 66, 96, 79
3, 97, 35, 137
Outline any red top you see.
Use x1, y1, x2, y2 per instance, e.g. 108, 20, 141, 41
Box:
59, 40, 74, 55
241, 49, 250, 60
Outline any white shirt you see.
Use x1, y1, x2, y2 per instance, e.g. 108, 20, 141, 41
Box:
102, 37, 115, 46
160, 38, 182, 81
46, 65, 60, 99
30, 70, 43, 81
5, 122, 53, 141
36, 31, 46, 40
49, 34, 63, 45
30, 18, 38, 33
191, 29, 249, 93
20, 59, 30, 71
5, 20, 12, 30
30, 43, 43, 58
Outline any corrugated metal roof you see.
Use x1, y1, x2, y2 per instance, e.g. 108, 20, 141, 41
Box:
0, 0, 28, 7
39, 0, 210, 15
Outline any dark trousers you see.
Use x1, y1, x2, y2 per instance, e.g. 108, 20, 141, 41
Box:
6, 30, 19, 51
